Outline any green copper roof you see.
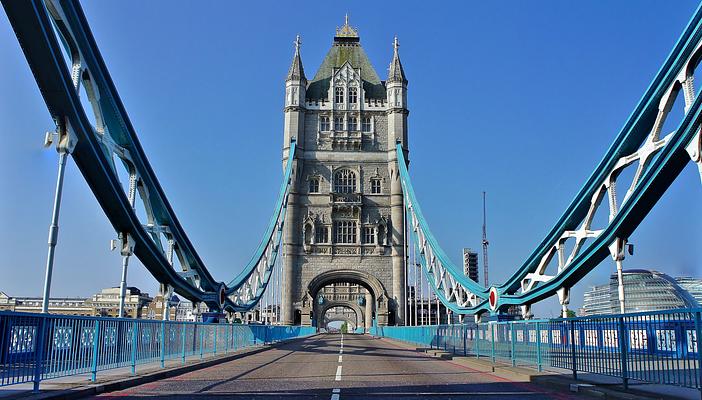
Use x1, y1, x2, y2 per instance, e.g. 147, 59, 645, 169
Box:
306, 38, 386, 100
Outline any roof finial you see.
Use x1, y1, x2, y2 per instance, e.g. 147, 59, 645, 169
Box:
393, 36, 400, 53
345, 13, 349, 26
294, 34, 302, 52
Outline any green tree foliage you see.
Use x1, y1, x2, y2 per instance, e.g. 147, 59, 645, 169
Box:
341, 322, 348, 333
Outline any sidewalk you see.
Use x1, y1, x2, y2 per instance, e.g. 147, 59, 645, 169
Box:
379, 337, 701, 400
0, 335, 317, 400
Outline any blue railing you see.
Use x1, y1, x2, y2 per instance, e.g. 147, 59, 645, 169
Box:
372, 308, 702, 390
0, 311, 315, 390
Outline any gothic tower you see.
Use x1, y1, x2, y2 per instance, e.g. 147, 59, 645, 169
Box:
281, 17, 408, 327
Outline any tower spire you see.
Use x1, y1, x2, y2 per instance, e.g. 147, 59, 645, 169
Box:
286, 34, 306, 82
387, 35, 407, 83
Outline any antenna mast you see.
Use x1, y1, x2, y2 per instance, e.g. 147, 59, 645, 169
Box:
482, 191, 489, 287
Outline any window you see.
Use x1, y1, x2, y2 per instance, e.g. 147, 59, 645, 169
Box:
335, 87, 344, 103
394, 89, 401, 106
348, 117, 357, 131
362, 117, 372, 132
370, 179, 381, 194
334, 169, 357, 193
348, 87, 358, 104
363, 227, 375, 244
320, 116, 330, 131
334, 117, 344, 131
309, 177, 320, 193
315, 226, 329, 243
334, 221, 357, 244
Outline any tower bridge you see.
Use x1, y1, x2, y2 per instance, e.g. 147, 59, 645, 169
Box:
3, 1, 702, 398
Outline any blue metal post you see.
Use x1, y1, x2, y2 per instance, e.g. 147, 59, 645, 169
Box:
463, 325, 467, 356
570, 320, 577, 380
199, 325, 204, 359
160, 321, 165, 368
224, 324, 229, 353
181, 323, 186, 365
491, 324, 496, 363
90, 320, 100, 382
131, 321, 137, 375
476, 325, 481, 358
213, 325, 218, 355
510, 323, 516, 367
536, 322, 543, 372
32, 316, 47, 392
618, 317, 629, 389
694, 311, 702, 397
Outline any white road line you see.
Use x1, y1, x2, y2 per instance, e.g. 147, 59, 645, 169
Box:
335, 365, 342, 381
332, 388, 340, 393
338, 355, 342, 363
331, 394, 340, 400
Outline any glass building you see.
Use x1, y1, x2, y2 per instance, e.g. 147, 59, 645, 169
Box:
580, 269, 701, 316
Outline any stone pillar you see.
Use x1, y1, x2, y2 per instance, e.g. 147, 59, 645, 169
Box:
281, 163, 299, 325
365, 292, 373, 329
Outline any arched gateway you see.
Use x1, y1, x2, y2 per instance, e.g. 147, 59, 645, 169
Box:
280, 17, 409, 327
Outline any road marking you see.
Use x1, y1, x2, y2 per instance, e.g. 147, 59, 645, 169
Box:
335, 365, 342, 381
332, 388, 340, 393
338, 355, 342, 363
331, 394, 340, 400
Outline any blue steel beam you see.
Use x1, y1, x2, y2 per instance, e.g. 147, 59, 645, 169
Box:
1, 0, 291, 312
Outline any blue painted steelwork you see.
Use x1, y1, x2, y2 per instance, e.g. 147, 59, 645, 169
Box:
373, 308, 702, 390
396, 1, 702, 314
0, 0, 295, 312
0, 311, 315, 389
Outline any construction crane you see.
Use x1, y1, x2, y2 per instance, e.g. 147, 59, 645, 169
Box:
482, 191, 489, 287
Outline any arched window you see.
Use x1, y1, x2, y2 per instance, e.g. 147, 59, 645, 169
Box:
335, 87, 344, 103
348, 87, 358, 104
334, 169, 357, 193
348, 116, 358, 131
370, 178, 381, 194
362, 117, 372, 132
319, 116, 330, 131
334, 117, 344, 131
309, 177, 320, 193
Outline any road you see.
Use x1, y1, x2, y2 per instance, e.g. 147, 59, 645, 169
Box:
95, 334, 578, 399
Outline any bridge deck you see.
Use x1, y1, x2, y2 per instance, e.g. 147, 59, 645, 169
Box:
92, 334, 575, 399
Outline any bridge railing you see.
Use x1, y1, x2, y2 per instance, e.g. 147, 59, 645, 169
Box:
372, 308, 702, 391
0, 311, 315, 390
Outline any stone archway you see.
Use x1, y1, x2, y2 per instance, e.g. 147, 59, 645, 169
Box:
316, 300, 364, 330
301, 269, 390, 327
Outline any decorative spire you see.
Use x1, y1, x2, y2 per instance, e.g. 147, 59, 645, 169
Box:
286, 34, 306, 82
335, 13, 359, 40
387, 35, 407, 84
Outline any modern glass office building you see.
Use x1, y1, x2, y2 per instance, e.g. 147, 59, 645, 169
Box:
580, 270, 701, 316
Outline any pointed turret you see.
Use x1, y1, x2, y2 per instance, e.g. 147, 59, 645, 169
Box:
286, 35, 306, 82
387, 36, 407, 84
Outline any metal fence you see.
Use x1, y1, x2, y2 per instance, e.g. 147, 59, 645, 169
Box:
372, 308, 702, 391
0, 311, 316, 390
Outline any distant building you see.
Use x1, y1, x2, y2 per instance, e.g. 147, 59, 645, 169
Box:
463, 248, 479, 283
580, 270, 701, 316
0, 287, 204, 320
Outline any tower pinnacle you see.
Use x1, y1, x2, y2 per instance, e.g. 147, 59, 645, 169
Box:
387, 35, 407, 84
286, 34, 306, 82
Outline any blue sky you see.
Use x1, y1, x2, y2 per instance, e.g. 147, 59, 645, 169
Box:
1, 1, 701, 317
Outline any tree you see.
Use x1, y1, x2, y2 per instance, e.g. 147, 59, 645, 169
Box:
565, 309, 577, 318
341, 322, 348, 333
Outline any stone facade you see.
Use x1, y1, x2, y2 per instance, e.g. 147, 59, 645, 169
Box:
281, 19, 409, 326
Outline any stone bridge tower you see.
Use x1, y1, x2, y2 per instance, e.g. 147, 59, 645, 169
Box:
281, 17, 408, 327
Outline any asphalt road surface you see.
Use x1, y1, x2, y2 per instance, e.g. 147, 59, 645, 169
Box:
95, 333, 579, 399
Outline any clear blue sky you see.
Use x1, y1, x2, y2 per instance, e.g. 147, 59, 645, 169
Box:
1, 1, 701, 317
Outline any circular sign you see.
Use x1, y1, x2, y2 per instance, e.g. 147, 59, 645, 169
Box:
219, 283, 227, 309
488, 287, 499, 311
